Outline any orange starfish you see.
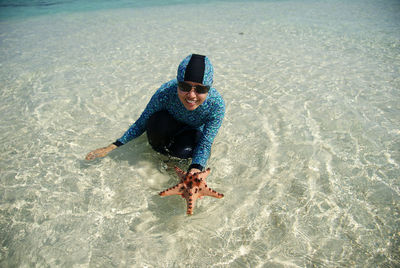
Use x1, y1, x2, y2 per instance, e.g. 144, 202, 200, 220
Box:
159, 166, 224, 215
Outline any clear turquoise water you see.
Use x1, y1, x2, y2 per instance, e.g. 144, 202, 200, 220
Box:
1, 0, 399, 267
0, 0, 261, 21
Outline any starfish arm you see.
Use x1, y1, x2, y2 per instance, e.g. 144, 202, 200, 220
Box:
197, 168, 211, 180
201, 186, 224, 199
159, 183, 183, 196
186, 196, 197, 215
174, 166, 187, 180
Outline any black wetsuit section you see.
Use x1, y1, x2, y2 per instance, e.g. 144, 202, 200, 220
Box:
145, 110, 202, 162
184, 54, 205, 83
113, 140, 124, 147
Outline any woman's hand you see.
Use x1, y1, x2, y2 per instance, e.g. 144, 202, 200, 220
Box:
85, 144, 117, 160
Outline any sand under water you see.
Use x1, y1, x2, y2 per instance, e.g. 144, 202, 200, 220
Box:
1, 0, 399, 267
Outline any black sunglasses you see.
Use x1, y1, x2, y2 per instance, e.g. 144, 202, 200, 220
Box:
178, 81, 210, 94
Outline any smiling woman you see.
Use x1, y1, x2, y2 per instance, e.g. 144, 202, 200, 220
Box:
85, 54, 225, 174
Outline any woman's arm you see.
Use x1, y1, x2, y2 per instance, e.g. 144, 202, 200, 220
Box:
85, 80, 174, 161
85, 144, 117, 160
190, 98, 225, 170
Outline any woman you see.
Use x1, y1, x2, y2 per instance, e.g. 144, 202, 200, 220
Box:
85, 54, 225, 174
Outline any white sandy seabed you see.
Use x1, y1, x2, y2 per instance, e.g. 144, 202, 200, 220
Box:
0, 0, 399, 267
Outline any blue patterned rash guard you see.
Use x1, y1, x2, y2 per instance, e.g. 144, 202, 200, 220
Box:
116, 79, 225, 169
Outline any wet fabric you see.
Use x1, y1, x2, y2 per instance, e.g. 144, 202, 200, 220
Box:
146, 110, 202, 159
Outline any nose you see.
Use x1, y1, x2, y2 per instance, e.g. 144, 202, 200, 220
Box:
187, 88, 197, 97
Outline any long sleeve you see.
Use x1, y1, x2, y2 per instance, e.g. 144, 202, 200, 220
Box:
191, 95, 225, 168
116, 81, 173, 145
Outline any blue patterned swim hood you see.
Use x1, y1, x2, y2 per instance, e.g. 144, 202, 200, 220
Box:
177, 54, 214, 87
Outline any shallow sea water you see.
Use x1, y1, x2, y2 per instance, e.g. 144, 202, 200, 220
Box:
1, 0, 399, 267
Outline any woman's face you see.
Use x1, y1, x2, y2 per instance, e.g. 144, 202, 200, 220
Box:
177, 81, 208, 111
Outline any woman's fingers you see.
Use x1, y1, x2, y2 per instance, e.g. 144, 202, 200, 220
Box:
85, 151, 96, 160
85, 149, 104, 160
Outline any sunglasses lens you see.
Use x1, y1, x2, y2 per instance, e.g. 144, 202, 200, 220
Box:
178, 82, 192, 92
178, 82, 210, 94
195, 85, 210, 94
